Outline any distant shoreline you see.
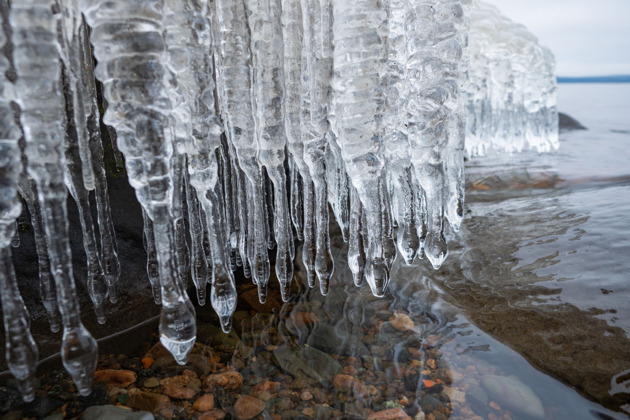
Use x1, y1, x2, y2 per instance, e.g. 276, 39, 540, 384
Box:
557, 75, 630, 84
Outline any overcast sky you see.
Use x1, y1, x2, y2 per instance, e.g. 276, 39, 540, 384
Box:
487, 0, 630, 76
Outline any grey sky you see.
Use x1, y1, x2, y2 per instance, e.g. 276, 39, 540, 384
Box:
487, 0, 630, 76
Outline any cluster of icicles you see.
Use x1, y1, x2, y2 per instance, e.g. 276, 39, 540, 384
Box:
0, 0, 557, 401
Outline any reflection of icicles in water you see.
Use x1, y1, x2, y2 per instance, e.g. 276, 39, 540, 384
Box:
0, 0, 559, 398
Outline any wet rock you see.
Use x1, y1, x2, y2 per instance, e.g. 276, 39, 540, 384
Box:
420, 394, 440, 413
233, 395, 265, 420
193, 394, 215, 411
273, 344, 343, 384
197, 324, 242, 349
480, 375, 544, 419
81, 404, 154, 420
205, 371, 243, 391
21, 397, 64, 419
367, 407, 412, 420
211, 386, 236, 411
252, 380, 281, 397
126, 391, 170, 412
187, 378, 202, 391
385, 347, 412, 364
466, 384, 489, 415
240, 286, 282, 312
313, 405, 335, 419
558, 112, 587, 131
306, 324, 370, 358
0, 388, 24, 413
143, 377, 160, 389
162, 384, 196, 400
389, 313, 415, 332
333, 374, 369, 397
281, 409, 301, 420
1, 410, 24, 420
94, 369, 138, 388
198, 410, 226, 420
344, 401, 368, 419
152, 354, 210, 377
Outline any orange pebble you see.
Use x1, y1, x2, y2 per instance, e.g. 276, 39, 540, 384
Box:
142, 357, 154, 369
422, 379, 435, 388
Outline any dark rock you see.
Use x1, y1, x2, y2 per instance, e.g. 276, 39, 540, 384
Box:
22, 397, 63, 419
81, 405, 154, 420
280, 409, 300, 420
559, 112, 587, 131
465, 384, 489, 416
313, 405, 335, 420
480, 375, 545, 419
385, 347, 411, 364
306, 324, 370, 358
343, 400, 368, 419
0, 388, 23, 413
404, 372, 419, 392
273, 344, 342, 384
420, 394, 440, 413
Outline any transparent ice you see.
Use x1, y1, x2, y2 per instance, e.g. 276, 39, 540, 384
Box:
0, 0, 557, 398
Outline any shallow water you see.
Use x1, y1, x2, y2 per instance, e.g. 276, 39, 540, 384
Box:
2, 84, 630, 419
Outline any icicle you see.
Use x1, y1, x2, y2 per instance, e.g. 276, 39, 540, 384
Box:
348, 187, 366, 287
62, 93, 108, 324
10, 222, 19, 247
142, 210, 162, 305
213, 0, 269, 303
81, 0, 196, 365
245, 0, 294, 302
0, 5, 39, 400
185, 172, 209, 306
331, 0, 390, 297
57, 0, 95, 191
18, 180, 62, 332
11, 0, 98, 395
302, 178, 317, 288
281, 0, 307, 242
300, 0, 334, 294
0, 248, 39, 402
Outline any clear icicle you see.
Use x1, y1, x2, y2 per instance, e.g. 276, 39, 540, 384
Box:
62, 92, 108, 324
57, 0, 95, 191
281, 0, 306, 242
18, 179, 61, 332
81, 0, 196, 365
0, 6, 39, 400
331, 0, 390, 297
185, 172, 209, 306
10, 222, 19, 247
213, 0, 269, 302
0, 248, 39, 403
11, 0, 98, 395
245, 0, 294, 302
348, 187, 366, 287
300, 0, 334, 294
142, 210, 162, 305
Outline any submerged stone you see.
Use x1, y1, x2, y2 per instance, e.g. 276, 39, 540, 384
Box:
273, 344, 343, 384
81, 404, 154, 420
480, 375, 545, 419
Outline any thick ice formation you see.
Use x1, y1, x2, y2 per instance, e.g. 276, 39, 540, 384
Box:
466, 0, 559, 156
0, 0, 557, 397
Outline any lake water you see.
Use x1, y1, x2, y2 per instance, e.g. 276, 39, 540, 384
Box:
2, 83, 629, 420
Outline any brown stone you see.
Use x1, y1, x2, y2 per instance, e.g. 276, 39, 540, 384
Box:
240, 286, 281, 312
198, 410, 226, 420
389, 313, 415, 332
94, 369, 138, 388
233, 395, 266, 420
251, 380, 281, 397
163, 384, 196, 400
287, 311, 319, 327
193, 394, 215, 411
366, 407, 412, 420
126, 391, 171, 412
205, 371, 243, 391
332, 374, 369, 397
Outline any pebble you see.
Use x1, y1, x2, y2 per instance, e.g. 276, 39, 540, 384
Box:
193, 394, 215, 411
126, 391, 170, 413
143, 378, 160, 388
187, 378, 202, 391
162, 384, 196, 400
233, 395, 265, 420
252, 380, 281, 397
257, 391, 274, 402
81, 404, 154, 420
205, 371, 243, 391
94, 369, 138, 388
333, 374, 369, 397
367, 408, 412, 420
389, 313, 415, 332
301, 407, 315, 417
300, 391, 313, 401
198, 410, 226, 420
